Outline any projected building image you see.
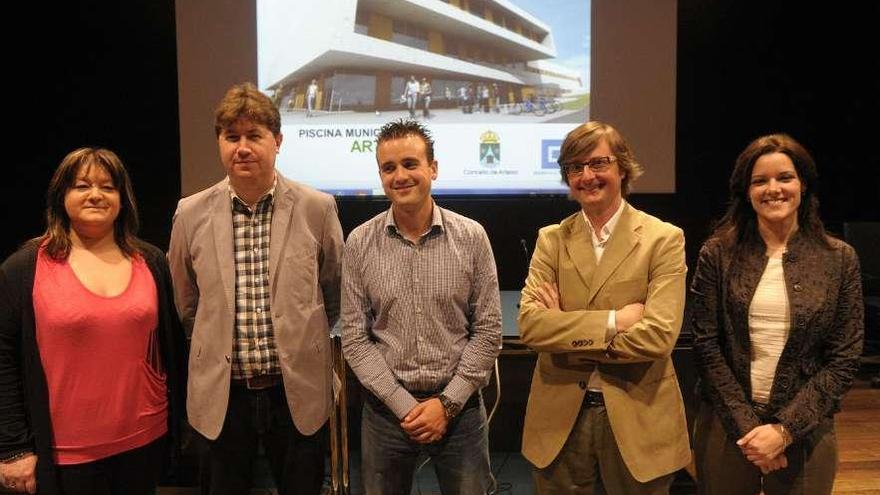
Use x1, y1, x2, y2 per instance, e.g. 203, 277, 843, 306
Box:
259, 0, 588, 123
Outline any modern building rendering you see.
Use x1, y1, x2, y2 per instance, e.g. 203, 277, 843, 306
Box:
258, 0, 587, 113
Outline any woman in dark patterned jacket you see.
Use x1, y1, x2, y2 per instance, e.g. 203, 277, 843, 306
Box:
690, 134, 863, 495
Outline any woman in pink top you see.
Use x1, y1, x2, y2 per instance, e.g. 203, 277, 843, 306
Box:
0, 148, 187, 494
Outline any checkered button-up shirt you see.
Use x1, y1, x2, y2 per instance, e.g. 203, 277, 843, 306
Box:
230, 186, 278, 379
341, 204, 503, 419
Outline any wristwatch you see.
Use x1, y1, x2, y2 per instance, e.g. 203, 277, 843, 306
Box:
438, 394, 462, 419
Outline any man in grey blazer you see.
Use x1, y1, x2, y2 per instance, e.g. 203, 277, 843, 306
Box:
168, 83, 343, 495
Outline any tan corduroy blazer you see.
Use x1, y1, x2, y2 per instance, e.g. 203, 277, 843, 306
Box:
519, 203, 691, 482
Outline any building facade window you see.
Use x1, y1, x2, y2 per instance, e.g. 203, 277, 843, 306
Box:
391, 20, 428, 50
390, 76, 406, 103
354, 10, 370, 35
326, 72, 376, 110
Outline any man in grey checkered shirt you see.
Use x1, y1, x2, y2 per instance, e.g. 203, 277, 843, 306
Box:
342, 119, 502, 494
168, 83, 343, 495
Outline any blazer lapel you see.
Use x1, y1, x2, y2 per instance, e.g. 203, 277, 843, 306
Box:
586, 204, 640, 304
269, 176, 296, 284
210, 184, 236, 314
563, 214, 598, 290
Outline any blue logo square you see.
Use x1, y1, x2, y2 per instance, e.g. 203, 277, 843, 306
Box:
541, 139, 562, 169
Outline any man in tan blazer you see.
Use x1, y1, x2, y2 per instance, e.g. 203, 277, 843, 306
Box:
168, 83, 343, 495
519, 121, 690, 494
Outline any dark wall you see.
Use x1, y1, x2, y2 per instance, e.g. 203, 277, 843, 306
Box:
8, 1, 180, 258
6, 0, 879, 284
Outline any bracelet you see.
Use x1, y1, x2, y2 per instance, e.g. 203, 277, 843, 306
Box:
0, 451, 32, 464
775, 423, 792, 449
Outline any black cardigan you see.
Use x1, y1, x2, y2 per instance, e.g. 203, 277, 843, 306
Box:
0, 241, 187, 493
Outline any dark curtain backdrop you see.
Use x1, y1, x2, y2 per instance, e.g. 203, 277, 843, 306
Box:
6, 0, 879, 287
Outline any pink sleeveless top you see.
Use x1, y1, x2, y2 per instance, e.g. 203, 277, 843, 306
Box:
33, 248, 168, 464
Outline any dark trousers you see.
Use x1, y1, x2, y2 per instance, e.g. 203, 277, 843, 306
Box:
57, 436, 166, 495
533, 401, 673, 495
694, 402, 838, 495
200, 383, 326, 495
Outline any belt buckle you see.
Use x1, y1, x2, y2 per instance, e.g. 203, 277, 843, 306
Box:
246, 374, 278, 390
584, 391, 605, 407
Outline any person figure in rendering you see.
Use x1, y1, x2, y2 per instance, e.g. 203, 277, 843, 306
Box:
342, 119, 502, 494
306, 79, 318, 117
458, 85, 468, 114
404, 76, 420, 118
420, 77, 432, 118
168, 82, 343, 495
481, 84, 490, 113
518, 121, 691, 494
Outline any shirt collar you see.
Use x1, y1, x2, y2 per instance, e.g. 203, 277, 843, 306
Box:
228, 176, 277, 209
581, 199, 626, 245
384, 201, 443, 239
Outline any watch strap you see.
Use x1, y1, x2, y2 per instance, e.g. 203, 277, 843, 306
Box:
438, 394, 461, 419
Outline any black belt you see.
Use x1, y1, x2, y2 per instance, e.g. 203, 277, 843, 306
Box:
231, 374, 282, 390
582, 391, 605, 408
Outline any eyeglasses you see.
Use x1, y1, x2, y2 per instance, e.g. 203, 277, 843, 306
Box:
561, 156, 617, 177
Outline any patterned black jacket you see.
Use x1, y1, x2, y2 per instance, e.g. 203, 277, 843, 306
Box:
690, 230, 863, 442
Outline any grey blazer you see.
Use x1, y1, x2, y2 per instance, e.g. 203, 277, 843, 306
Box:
168, 174, 343, 439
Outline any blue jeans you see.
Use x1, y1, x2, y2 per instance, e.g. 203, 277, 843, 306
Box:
361, 395, 495, 495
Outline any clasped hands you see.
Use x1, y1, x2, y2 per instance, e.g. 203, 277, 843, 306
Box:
401, 397, 448, 444
737, 423, 790, 474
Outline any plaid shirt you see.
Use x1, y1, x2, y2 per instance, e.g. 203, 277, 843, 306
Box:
230, 185, 278, 379
341, 204, 502, 418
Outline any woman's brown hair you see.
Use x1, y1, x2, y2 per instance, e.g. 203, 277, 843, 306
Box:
712, 133, 831, 249
40, 147, 141, 259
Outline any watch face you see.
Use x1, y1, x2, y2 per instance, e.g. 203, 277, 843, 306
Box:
440, 395, 461, 418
